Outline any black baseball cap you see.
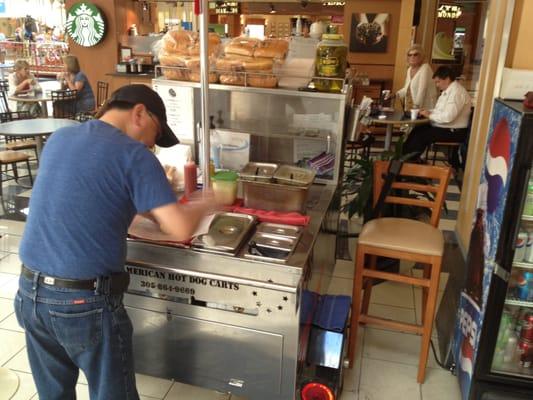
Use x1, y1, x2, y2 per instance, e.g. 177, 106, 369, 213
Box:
107, 84, 179, 147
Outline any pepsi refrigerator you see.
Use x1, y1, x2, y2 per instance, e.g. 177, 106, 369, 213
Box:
453, 99, 533, 399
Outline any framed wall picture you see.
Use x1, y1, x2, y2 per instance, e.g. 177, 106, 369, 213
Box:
350, 13, 390, 53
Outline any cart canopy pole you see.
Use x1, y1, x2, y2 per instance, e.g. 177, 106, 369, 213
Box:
197, 0, 210, 189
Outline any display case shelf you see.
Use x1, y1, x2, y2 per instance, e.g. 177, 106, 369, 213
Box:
492, 363, 533, 379
512, 261, 533, 270
522, 215, 533, 222
505, 299, 533, 308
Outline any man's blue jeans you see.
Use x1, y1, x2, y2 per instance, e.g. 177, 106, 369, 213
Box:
15, 272, 140, 400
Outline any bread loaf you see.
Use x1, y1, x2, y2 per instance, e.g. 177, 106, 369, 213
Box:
219, 73, 245, 86
246, 74, 278, 88
254, 39, 289, 59
189, 71, 218, 83
161, 30, 221, 57
241, 57, 273, 71
224, 37, 261, 57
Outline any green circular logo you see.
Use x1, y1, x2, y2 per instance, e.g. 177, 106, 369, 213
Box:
65, 2, 106, 47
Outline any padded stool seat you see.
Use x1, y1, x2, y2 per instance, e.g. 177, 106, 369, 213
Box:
0, 150, 30, 163
359, 217, 444, 256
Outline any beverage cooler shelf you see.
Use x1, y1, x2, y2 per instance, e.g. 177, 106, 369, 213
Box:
492, 364, 533, 379
513, 261, 533, 270
505, 299, 533, 308
522, 215, 533, 222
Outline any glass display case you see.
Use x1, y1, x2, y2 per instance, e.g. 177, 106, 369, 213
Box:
152, 77, 351, 185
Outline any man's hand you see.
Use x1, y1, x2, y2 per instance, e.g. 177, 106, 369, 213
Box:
419, 109, 431, 118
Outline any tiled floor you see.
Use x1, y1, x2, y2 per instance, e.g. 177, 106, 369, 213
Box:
0, 219, 461, 400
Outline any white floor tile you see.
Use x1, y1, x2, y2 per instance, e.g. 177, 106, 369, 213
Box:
75, 383, 90, 400
369, 281, 415, 309
0, 276, 19, 299
0, 220, 26, 236
421, 367, 461, 400
359, 358, 421, 400
135, 373, 173, 399
0, 234, 22, 254
0, 330, 26, 366
164, 381, 230, 400
338, 390, 358, 400
363, 328, 440, 370
4, 347, 31, 373
327, 276, 353, 296
10, 370, 37, 400
332, 259, 355, 280
439, 219, 456, 232
0, 297, 14, 321
0, 312, 24, 333
0, 253, 22, 275
367, 303, 417, 325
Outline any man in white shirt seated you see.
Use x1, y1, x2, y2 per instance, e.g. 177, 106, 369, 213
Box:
402, 66, 472, 167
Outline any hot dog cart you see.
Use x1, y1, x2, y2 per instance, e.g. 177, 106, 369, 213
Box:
124, 6, 352, 396
124, 183, 339, 400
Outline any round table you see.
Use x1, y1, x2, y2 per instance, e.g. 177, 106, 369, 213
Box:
0, 118, 80, 157
369, 111, 429, 151
9, 92, 53, 118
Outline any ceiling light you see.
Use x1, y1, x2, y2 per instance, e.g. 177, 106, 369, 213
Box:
270, 3, 276, 14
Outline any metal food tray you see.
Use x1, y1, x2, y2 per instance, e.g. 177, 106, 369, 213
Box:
273, 165, 316, 187
191, 212, 257, 254
239, 162, 279, 182
244, 231, 300, 264
241, 179, 310, 213
256, 223, 302, 239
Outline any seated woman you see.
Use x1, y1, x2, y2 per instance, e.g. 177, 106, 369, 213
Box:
57, 55, 95, 114
395, 44, 437, 111
8, 59, 42, 117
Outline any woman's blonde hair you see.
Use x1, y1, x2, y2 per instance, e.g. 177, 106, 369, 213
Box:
406, 44, 425, 60
62, 55, 81, 74
14, 59, 30, 71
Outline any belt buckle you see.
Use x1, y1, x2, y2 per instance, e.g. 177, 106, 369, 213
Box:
43, 276, 55, 285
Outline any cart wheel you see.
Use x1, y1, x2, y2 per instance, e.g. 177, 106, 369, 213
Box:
300, 381, 335, 400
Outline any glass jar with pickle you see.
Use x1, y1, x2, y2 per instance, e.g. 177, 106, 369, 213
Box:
314, 34, 348, 93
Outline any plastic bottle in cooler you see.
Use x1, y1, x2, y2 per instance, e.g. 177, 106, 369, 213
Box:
517, 273, 529, 301
504, 332, 518, 363
514, 228, 527, 262
524, 183, 533, 216
525, 271, 533, 301
526, 229, 533, 264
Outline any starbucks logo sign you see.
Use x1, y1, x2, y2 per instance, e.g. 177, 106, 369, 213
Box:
65, 2, 106, 47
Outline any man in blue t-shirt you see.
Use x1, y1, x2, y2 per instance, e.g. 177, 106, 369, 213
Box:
16, 85, 211, 400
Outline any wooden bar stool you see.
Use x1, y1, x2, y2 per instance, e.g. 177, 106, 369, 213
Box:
347, 161, 451, 383
0, 150, 34, 214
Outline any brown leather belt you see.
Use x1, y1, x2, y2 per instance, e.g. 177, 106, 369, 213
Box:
21, 265, 130, 294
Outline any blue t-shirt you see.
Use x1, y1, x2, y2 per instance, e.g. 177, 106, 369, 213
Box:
74, 71, 95, 113
20, 120, 177, 279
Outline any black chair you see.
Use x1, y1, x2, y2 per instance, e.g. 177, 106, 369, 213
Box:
96, 81, 109, 111
0, 89, 10, 113
0, 79, 9, 94
52, 89, 78, 119
1, 111, 39, 161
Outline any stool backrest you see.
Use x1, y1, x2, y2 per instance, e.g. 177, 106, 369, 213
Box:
373, 161, 451, 227
96, 81, 109, 109
52, 89, 77, 119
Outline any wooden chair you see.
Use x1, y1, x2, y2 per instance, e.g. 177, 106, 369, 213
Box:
347, 160, 451, 383
52, 89, 78, 119
96, 81, 109, 111
0, 150, 34, 214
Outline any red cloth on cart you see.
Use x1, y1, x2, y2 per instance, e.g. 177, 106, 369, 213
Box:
230, 206, 310, 226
